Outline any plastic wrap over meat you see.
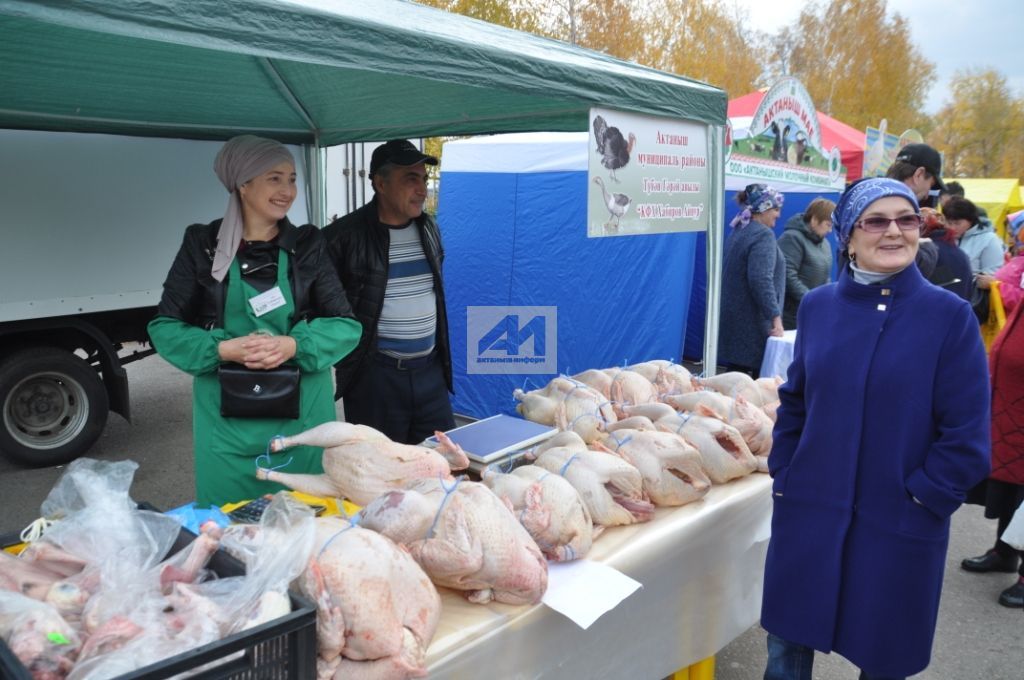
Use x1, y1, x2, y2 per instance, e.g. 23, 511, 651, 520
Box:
0, 591, 81, 679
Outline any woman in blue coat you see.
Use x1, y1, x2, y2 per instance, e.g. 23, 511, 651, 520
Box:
761, 178, 991, 679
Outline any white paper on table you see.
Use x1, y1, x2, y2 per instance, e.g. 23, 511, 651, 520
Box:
542, 559, 642, 629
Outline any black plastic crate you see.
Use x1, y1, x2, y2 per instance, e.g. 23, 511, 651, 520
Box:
0, 519, 317, 679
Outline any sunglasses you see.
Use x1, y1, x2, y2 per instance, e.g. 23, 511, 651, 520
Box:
856, 214, 923, 233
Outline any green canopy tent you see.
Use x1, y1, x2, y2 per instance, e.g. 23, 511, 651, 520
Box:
0, 0, 729, 365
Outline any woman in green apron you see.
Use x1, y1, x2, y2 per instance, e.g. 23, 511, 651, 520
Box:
149, 135, 361, 507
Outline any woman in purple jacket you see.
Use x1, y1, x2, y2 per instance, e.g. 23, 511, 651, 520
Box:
761, 178, 991, 679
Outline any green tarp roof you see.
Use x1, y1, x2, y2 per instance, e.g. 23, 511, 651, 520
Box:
0, 0, 727, 146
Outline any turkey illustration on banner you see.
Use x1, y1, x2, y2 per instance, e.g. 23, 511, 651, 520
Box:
587, 107, 710, 238
726, 77, 846, 192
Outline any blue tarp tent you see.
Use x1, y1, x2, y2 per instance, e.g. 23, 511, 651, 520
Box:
439, 133, 700, 420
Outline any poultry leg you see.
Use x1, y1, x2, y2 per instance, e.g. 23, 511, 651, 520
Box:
257, 469, 339, 497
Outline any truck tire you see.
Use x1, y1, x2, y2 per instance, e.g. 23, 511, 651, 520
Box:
0, 347, 109, 467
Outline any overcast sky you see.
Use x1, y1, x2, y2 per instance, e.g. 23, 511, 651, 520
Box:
726, 0, 1023, 115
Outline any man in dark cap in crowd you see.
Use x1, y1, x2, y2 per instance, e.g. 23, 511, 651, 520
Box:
323, 140, 455, 444
887, 143, 947, 208
887, 143, 948, 278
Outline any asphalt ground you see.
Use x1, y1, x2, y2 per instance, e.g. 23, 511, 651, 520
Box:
1, 353, 1020, 679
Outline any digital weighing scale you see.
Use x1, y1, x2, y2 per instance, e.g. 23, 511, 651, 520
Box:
425, 414, 558, 474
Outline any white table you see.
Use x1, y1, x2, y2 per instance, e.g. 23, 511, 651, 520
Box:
760, 330, 797, 381
425, 474, 773, 679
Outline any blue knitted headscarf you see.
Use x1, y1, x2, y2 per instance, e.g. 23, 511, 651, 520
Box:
832, 177, 919, 249
730, 183, 784, 228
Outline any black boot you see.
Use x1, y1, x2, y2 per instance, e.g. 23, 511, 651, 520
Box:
961, 549, 1019, 573
998, 579, 1024, 608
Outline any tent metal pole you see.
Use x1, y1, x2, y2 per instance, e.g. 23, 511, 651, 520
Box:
702, 124, 725, 377
310, 143, 327, 227
259, 57, 328, 226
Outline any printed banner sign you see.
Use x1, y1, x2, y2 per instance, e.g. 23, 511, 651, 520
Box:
727, 77, 845, 191
863, 122, 925, 178
587, 107, 710, 237
467, 306, 558, 375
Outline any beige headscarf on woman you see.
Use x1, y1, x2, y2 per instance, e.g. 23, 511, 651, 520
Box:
210, 135, 295, 282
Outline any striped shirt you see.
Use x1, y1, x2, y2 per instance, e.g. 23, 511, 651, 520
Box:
378, 224, 437, 359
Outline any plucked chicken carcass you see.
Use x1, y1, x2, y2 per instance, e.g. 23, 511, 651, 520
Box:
595, 429, 711, 506
514, 376, 616, 443
619, 405, 760, 483
569, 369, 613, 398
572, 368, 659, 418
256, 422, 470, 505
530, 432, 654, 526
663, 390, 774, 458
360, 478, 548, 606
628, 360, 694, 397
481, 464, 594, 561
298, 517, 440, 680
692, 372, 780, 411
755, 376, 784, 404
756, 377, 783, 422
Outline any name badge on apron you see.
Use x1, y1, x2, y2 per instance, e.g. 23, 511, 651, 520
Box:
248, 286, 287, 317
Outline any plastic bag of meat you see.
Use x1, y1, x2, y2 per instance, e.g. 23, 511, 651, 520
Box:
79, 522, 223, 636
24, 459, 181, 584
216, 493, 315, 630
0, 590, 81, 679
67, 587, 227, 680
39, 459, 138, 519
18, 459, 182, 634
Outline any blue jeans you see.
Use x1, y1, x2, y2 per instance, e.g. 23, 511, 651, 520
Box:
764, 633, 905, 680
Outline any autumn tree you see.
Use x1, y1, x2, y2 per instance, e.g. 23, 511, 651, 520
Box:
538, 0, 646, 59
640, 0, 763, 97
776, 0, 934, 133
414, 0, 766, 187
414, 0, 543, 33
931, 68, 1024, 179
413, 0, 548, 206
535, 0, 762, 96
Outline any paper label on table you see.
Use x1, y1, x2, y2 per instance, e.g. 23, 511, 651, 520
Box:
248, 286, 286, 317
542, 559, 642, 629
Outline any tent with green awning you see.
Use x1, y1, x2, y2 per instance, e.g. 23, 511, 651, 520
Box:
0, 0, 726, 144
0, 0, 730, 368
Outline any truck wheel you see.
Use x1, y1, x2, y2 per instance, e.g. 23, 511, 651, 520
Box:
0, 348, 109, 467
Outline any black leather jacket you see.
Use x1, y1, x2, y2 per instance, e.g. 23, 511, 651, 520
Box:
323, 198, 452, 395
155, 218, 356, 329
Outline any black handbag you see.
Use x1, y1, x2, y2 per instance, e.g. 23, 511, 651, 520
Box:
970, 286, 990, 324
219, 364, 300, 419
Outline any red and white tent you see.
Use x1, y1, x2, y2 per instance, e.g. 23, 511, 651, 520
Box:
728, 89, 866, 184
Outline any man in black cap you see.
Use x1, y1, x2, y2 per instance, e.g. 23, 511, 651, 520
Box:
323, 140, 455, 444
886, 142, 948, 278
886, 142, 947, 208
